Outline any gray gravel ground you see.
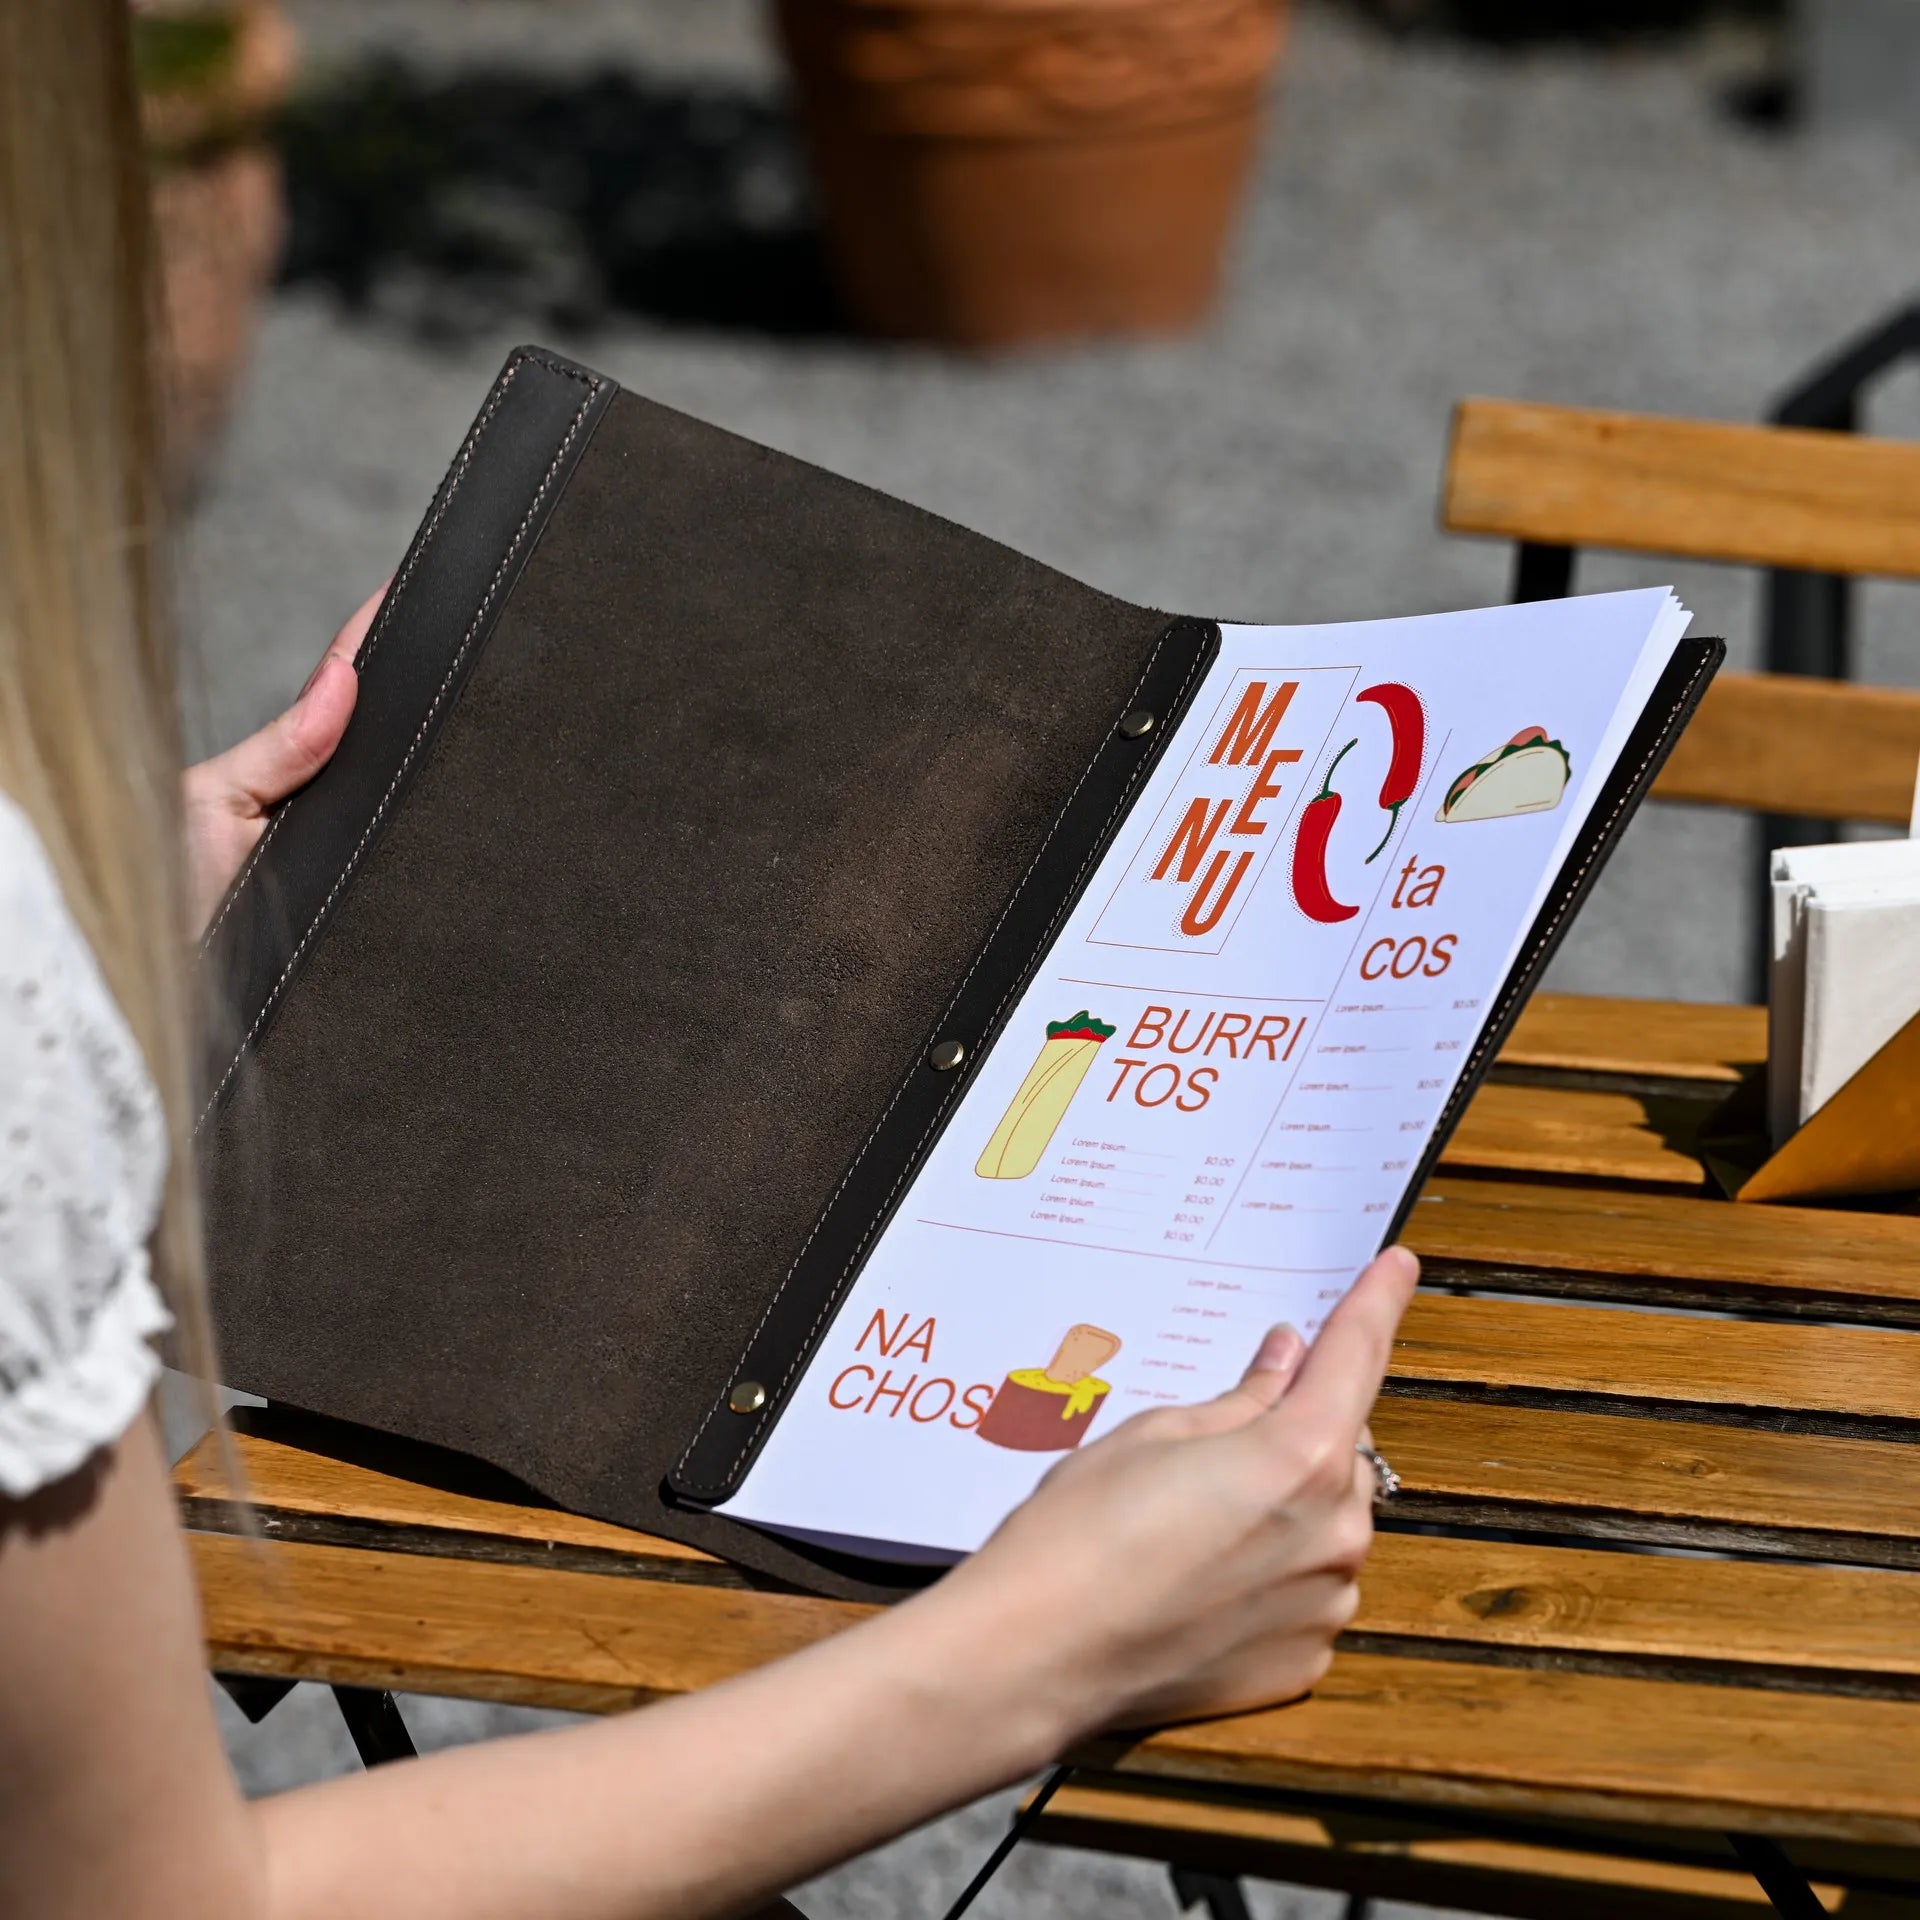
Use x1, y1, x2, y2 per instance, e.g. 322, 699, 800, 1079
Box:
176, 2, 1920, 1911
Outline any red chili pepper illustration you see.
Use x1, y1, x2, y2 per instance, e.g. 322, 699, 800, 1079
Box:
1356, 681, 1425, 863
1291, 737, 1359, 924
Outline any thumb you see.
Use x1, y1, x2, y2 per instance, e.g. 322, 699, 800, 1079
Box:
1179, 1323, 1307, 1436
206, 651, 359, 811
201, 583, 386, 811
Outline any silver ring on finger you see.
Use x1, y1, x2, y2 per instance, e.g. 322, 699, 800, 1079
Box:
1356, 1442, 1400, 1502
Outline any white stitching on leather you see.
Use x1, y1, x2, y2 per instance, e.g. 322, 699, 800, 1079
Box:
199, 358, 537, 956
680, 623, 1214, 1493
196, 356, 601, 1133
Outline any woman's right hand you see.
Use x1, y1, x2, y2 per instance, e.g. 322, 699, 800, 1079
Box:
923, 1245, 1419, 1742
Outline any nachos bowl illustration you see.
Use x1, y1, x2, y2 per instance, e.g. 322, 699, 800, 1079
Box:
975, 1011, 1114, 1180
977, 1324, 1122, 1452
1437, 726, 1570, 823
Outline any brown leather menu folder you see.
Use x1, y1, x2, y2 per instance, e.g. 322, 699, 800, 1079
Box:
198, 346, 1721, 1598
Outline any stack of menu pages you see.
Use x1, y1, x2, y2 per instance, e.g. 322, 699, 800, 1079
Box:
720, 588, 1702, 1563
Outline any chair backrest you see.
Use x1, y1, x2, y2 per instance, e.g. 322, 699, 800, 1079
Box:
1441, 397, 1920, 825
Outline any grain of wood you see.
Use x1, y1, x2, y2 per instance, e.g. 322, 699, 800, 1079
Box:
192, 1532, 864, 1714
1497, 994, 1763, 1083
181, 1436, 1920, 1677
1104, 1650, 1920, 1843
1442, 1081, 1710, 1187
1406, 1176, 1920, 1317
1370, 1397, 1920, 1550
1393, 1293, 1920, 1425
1444, 399, 1920, 579
188, 1536, 1920, 1842
1027, 1778, 1848, 1919
175, 1426, 713, 1565
1357, 1532, 1920, 1680
1651, 672, 1920, 824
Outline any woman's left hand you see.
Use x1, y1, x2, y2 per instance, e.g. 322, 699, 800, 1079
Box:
183, 584, 385, 935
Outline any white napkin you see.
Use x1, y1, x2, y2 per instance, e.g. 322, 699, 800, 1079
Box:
1769, 839, 1920, 1145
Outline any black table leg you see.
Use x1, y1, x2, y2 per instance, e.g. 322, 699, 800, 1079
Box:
1510, 541, 1575, 604
1727, 1833, 1829, 1918
332, 1686, 418, 1768
1170, 1865, 1256, 1920
216, 1673, 298, 1725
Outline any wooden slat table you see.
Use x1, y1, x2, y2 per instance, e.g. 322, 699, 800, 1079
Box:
177, 993, 1920, 1914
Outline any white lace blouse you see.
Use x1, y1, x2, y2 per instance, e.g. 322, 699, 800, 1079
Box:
0, 791, 172, 1498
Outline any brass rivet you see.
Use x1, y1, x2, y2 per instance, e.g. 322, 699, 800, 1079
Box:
927, 1038, 966, 1072
1117, 709, 1155, 740
728, 1380, 767, 1415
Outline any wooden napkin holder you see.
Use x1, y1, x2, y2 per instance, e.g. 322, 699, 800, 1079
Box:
1702, 1008, 1920, 1204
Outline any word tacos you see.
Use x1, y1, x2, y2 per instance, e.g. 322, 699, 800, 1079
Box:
1437, 726, 1570, 823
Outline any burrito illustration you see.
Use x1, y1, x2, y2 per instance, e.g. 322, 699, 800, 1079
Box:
1436, 726, 1571, 823
975, 1011, 1116, 1180
977, 1324, 1123, 1452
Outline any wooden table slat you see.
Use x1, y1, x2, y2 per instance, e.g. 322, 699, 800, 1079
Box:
176, 1428, 713, 1567
1394, 1293, 1920, 1429
1371, 1398, 1920, 1562
193, 1533, 860, 1715
1407, 1177, 1920, 1319
1443, 1082, 1711, 1188
1357, 1533, 1920, 1685
1497, 994, 1764, 1085
1108, 1650, 1920, 1843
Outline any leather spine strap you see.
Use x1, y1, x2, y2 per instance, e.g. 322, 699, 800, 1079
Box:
671, 615, 1221, 1504
197, 348, 617, 1128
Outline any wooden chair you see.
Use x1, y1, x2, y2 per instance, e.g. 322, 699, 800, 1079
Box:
1445, 398, 1920, 834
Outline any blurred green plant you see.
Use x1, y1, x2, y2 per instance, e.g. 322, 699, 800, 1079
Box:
133, 11, 239, 95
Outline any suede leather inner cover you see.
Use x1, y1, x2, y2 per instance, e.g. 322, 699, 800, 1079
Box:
204, 390, 1173, 1598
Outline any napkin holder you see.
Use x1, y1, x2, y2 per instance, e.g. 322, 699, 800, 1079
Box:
1702, 1009, 1920, 1204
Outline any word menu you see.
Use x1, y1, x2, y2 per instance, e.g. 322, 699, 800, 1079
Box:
721, 589, 1691, 1560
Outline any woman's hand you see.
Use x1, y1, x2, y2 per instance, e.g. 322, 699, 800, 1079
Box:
182, 585, 385, 935
921, 1245, 1419, 1743
3, 1250, 1418, 1920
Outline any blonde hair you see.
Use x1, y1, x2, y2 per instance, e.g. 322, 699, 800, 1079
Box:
0, 0, 216, 1383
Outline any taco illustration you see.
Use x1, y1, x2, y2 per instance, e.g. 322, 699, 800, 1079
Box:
1436, 727, 1570, 823
977, 1324, 1122, 1452
975, 1012, 1115, 1181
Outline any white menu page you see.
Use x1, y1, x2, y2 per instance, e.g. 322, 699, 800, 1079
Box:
720, 589, 1690, 1560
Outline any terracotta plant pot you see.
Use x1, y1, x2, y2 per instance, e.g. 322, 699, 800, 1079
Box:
139, 0, 297, 488
774, 0, 1288, 348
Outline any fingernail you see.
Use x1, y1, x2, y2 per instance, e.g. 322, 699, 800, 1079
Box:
297, 652, 348, 701
1384, 1246, 1420, 1282
1248, 1322, 1303, 1375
